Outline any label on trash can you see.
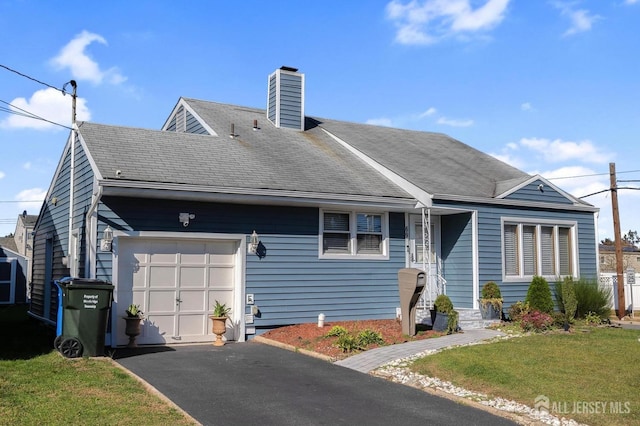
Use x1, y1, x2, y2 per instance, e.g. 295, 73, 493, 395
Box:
83, 294, 99, 309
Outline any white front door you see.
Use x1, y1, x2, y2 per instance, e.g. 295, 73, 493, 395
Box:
409, 214, 441, 307
116, 238, 239, 345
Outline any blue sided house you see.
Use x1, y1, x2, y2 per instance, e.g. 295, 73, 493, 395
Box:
29, 67, 599, 346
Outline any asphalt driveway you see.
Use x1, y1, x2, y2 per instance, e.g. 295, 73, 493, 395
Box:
114, 342, 516, 426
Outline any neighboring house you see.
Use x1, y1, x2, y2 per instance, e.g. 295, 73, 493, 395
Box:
0, 237, 28, 305
599, 244, 640, 273
29, 67, 599, 347
13, 211, 37, 284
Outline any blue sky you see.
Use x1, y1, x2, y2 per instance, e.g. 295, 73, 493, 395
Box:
1, 0, 639, 240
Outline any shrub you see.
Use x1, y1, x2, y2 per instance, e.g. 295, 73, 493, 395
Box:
525, 276, 554, 314
325, 325, 348, 338
480, 281, 503, 312
481, 281, 502, 299
520, 310, 554, 332
446, 310, 459, 334
335, 334, 363, 353
357, 329, 384, 346
508, 301, 530, 322
574, 279, 612, 319
434, 294, 454, 314
555, 277, 577, 322
584, 311, 603, 326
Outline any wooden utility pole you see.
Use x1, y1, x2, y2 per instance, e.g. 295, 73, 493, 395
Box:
610, 162, 626, 318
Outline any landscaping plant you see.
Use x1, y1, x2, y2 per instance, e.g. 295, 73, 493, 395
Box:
525, 275, 554, 314
508, 301, 530, 322
554, 277, 577, 323
520, 310, 554, 332
574, 279, 612, 319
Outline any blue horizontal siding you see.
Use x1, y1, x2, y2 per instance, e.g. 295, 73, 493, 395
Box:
505, 180, 572, 204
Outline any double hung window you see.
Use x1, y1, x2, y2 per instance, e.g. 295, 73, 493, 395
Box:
503, 219, 575, 279
321, 210, 388, 259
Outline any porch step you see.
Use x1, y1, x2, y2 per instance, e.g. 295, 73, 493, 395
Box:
415, 308, 501, 330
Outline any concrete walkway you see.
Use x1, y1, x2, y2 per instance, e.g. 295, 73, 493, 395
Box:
335, 328, 504, 373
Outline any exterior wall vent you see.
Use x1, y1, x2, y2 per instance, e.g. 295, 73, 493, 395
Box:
267, 66, 305, 130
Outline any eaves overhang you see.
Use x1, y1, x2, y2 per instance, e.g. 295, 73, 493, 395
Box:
433, 193, 599, 213
97, 179, 418, 212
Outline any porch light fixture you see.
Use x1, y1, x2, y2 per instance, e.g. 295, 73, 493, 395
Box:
248, 230, 259, 254
100, 226, 113, 252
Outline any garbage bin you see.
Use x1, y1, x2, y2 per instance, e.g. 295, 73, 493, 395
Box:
54, 277, 114, 358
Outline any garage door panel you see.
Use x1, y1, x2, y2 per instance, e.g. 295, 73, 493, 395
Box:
209, 267, 234, 287
180, 267, 206, 287
148, 290, 177, 313
149, 266, 177, 287
179, 290, 207, 311
208, 241, 236, 256
144, 316, 174, 343
178, 314, 206, 337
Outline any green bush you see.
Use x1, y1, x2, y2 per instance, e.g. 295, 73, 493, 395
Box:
481, 281, 502, 299
446, 310, 459, 334
555, 277, 577, 322
434, 294, 454, 314
357, 329, 384, 346
324, 325, 348, 338
525, 276, 554, 314
508, 301, 530, 322
574, 279, 612, 319
335, 334, 363, 353
584, 311, 603, 325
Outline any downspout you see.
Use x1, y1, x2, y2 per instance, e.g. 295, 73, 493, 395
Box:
85, 185, 103, 278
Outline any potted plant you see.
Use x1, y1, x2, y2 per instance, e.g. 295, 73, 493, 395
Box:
433, 294, 458, 334
479, 281, 503, 320
123, 304, 144, 348
209, 300, 231, 346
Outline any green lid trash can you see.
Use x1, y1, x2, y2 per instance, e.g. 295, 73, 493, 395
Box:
56, 277, 114, 358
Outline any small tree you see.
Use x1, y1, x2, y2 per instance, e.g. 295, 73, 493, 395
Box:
557, 277, 577, 323
525, 276, 554, 314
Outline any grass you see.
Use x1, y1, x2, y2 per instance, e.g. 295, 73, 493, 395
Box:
0, 305, 195, 425
411, 326, 640, 426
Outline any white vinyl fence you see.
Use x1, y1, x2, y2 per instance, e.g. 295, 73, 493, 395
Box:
599, 271, 640, 315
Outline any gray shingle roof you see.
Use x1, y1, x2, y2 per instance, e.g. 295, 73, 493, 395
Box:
313, 118, 529, 199
79, 97, 533, 203
77, 105, 414, 201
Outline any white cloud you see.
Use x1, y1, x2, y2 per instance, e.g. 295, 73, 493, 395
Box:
50, 30, 126, 85
490, 152, 526, 169
23, 162, 31, 170
625, 0, 638, 5
0, 88, 91, 130
552, 2, 601, 36
386, 0, 510, 45
15, 188, 46, 211
521, 102, 532, 111
418, 107, 437, 118
366, 117, 394, 127
519, 137, 612, 164
0, 171, 5, 179
437, 116, 474, 127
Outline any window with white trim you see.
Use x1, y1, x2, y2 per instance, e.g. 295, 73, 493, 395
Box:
503, 220, 575, 278
321, 210, 388, 258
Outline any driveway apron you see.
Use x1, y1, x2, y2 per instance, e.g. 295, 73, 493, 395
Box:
114, 342, 516, 426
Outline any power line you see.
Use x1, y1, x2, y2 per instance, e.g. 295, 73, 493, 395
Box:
579, 186, 640, 199
0, 99, 72, 130
548, 169, 640, 180
0, 63, 64, 93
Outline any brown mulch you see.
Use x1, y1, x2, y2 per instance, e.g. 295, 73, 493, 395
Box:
261, 318, 444, 361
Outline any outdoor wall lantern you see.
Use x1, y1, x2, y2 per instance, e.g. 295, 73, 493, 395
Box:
100, 226, 113, 252
248, 230, 259, 254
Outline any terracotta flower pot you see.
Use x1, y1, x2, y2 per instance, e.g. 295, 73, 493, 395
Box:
210, 316, 228, 346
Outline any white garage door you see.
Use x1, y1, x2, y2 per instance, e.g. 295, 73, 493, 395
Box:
116, 238, 239, 346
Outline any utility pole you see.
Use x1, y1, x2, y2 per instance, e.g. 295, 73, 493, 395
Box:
610, 162, 626, 319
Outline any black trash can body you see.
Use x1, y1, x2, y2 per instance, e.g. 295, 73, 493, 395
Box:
56, 277, 114, 357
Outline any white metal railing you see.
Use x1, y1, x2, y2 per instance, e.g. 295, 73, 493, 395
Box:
599, 272, 640, 315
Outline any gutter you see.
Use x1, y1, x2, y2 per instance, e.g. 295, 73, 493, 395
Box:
84, 185, 103, 278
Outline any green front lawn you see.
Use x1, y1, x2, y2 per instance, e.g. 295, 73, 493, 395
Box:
411, 326, 640, 426
0, 305, 194, 425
